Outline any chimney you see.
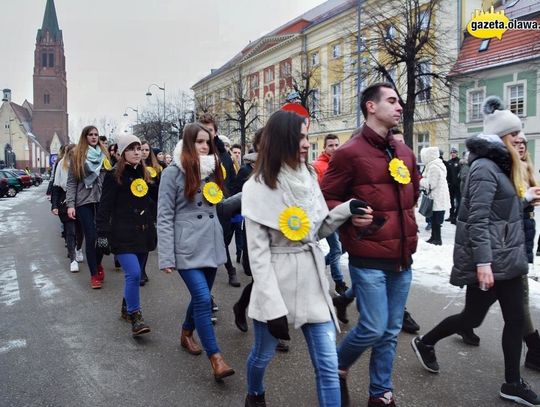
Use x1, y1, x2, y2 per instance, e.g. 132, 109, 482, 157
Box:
2, 89, 11, 102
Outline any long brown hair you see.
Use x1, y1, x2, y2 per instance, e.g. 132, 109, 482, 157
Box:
253, 110, 308, 189
114, 142, 150, 185
62, 144, 76, 170
181, 123, 224, 201
141, 141, 161, 175
71, 126, 108, 181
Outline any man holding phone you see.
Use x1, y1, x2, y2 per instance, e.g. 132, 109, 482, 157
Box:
322, 83, 420, 407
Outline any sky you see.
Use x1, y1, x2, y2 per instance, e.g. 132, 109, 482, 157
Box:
1, 0, 326, 139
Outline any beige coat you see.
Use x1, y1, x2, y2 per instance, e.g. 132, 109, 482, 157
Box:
242, 173, 352, 330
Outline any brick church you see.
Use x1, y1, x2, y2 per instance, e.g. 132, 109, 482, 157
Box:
0, 0, 68, 170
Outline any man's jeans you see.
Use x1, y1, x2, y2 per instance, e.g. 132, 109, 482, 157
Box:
337, 266, 411, 397
325, 232, 344, 283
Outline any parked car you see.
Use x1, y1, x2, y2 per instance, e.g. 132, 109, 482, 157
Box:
9, 169, 33, 188
32, 172, 43, 186
0, 177, 8, 197
0, 171, 23, 197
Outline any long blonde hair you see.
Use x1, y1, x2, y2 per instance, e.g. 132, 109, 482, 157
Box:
502, 135, 526, 197
62, 144, 76, 170
520, 141, 537, 188
72, 126, 108, 181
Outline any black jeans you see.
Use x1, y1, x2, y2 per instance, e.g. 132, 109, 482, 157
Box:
422, 276, 524, 383
76, 203, 104, 276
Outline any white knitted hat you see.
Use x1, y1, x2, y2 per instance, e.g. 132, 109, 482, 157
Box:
117, 134, 141, 156
482, 96, 522, 137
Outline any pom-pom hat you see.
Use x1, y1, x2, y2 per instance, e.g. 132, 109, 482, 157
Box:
482, 96, 522, 137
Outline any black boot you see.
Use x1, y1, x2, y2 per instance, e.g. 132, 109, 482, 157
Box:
333, 295, 354, 324
228, 267, 241, 287
139, 270, 149, 286
402, 310, 420, 334
120, 298, 128, 321
430, 221, 442, 245
457, 328, 480, 346
525, 330, 540, 371
245, 393, 266, 407
129, 310, 151, 337
233, 302, 248, 332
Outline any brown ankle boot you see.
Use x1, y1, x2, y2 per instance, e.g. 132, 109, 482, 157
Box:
180, 329, 202, 355
209, 352, 235, 381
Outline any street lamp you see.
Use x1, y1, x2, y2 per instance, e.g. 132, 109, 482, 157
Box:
123, 106, 139, 124
146, 83, 166, 149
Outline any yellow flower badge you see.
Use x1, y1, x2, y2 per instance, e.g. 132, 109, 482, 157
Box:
103, 158, 112, 171
146, 166, 157, 178
388, 158, 411, 185
278, 206, 311, 241
221, 164, 227, 179
203, 181, 223, 204
130, 178, 148, 197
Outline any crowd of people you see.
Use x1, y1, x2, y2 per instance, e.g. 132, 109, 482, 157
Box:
46, 83, 540, 407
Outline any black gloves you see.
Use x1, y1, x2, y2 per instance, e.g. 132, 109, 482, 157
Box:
96, 235, 111, 255
267, 316, 290, 340
350, 199, 368, 215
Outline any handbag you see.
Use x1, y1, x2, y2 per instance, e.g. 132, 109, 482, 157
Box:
418, 190, 433, 218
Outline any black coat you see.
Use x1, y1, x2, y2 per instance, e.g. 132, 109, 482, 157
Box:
446, 157, 461, 189
450, 135, 528, 287
96, 164, 157, 254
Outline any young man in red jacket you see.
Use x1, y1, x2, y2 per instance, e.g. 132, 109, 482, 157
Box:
322, 83, 420, 407
313, 134, 348, 294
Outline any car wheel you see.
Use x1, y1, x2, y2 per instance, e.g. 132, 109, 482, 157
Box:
7, 187, 17, 197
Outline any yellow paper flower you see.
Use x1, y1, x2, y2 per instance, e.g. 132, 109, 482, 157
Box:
203, 181, 223, 204
278, 206, 311, 241
388, 158, 411, 185
146, 166, 157, 178
130, 178, 149, 197
103, 158, 112, 171
221, 164, 227, 179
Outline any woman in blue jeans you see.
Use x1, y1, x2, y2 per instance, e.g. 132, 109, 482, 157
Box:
242, 110, 363, 407
157, 123, 237, 381
96, 134, 157, 336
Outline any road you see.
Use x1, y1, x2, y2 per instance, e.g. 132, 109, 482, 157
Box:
1, 185, 539, 407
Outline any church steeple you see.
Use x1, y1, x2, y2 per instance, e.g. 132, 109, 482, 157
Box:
36, 0, 62, 43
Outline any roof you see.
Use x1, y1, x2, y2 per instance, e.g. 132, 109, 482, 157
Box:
36, 0, 62, 42
504, 0, 540, 19
191, 0, 356, 89
9, 102, 33, 133
449, 15, 540, 76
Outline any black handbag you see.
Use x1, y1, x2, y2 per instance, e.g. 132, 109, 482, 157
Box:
418, 190, 433, 218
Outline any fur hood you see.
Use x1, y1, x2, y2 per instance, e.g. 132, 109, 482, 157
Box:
466, 134, 511, 175
420, 146, 440, 165
172, 140, 216, 178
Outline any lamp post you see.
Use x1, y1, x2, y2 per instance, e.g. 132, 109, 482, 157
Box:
146, 83, 166, 149
7, 118, 15, 168
123, 106, 139, 124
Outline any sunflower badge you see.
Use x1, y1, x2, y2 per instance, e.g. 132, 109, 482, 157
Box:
130, 178, 149, 197
203, 181, 223, 204
388, 158, 411, 185
278, 206, 311, 241
221, 164, 227, 179
146, 166, 157, 178
103, 158, 112, 171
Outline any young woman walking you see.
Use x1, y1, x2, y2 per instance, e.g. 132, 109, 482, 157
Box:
157, 123, 236, 381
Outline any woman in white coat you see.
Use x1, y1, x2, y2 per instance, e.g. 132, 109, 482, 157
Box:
242, 110, 366, 407
420, 147, 450, 245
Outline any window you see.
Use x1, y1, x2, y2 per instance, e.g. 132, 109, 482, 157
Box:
265, 96, 274, 117
226, 87, 232, 99
250, 74, 259, 90
507, 83, 525, 116
44, 94, 50, 104
280, 61, 291, 78
48, 53, 54, 67
417, 132, 430, 161
386, 25, 397, 40
264, 68, 274, 83
309, 89, 320, 115
468, 89, 485, 121
479, 39, 490, 52
418, 10, 429, 30
311, 52, 320, 66
416, 61, 431, 102
310, 142, 319, 162
42, 53, 47, 68
331, 83, 341, 115
332, 43, 341, 59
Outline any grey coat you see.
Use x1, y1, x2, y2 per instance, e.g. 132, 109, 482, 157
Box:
450, 134, 528, 287
66, 168, 105, 208
157, 163, 232, 271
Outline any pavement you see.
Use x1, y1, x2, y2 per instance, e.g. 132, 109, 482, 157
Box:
1, 184, 540, 407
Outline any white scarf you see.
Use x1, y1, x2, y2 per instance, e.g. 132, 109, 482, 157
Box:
173, 140, 216, 178
53, 158, 69, 190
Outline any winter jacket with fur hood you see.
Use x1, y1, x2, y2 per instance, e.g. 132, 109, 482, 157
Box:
420, 147, 451, 212
450, 134, 528, 287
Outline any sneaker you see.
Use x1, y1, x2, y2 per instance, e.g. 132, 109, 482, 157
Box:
96, 265, 105, 282
211, 296, 219, 312
411, 336, 439, 373
70, 260, 79, 273
129, 310, 151, 337
500, 378, 540, 406
276, 339, 289, 352
368, 392, 396, 406
90, 275, 102, 289
75, 249, 84, 263
402, 310, 420, 334
457, 329, 480, 346
211, 315, 217, 325
335, 281, 349, 296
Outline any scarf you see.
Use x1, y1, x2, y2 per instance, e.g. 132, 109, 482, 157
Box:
83, 146, 104, 188
175, 140, 217, 179
53, 158, 69, 190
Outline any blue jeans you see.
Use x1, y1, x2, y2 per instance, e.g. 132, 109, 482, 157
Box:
338, 266, 411, 397
247, 320, 340, 406
325, 232, 344, 283
178, 268, 219, 357
76, 203, 103, 276
116, 253, 147, 314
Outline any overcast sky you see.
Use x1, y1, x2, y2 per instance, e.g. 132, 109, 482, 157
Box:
1, 0, 325, 138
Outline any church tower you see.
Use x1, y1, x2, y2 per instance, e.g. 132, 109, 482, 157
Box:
33, 0, 68, 151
